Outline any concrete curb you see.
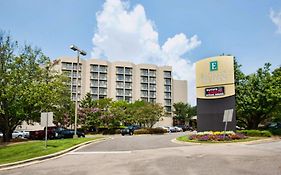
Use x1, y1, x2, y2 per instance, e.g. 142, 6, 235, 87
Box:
0, 137, 108, 171
172, 136, 280, 145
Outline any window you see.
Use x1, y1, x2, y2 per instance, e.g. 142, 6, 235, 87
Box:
125, 67, 132, 75
91, 73, 98, 79
117, 89, 124, 96
99, 88, 107, 95
150, 84, 156, 91
91, 64, 98, 72
116, 82, 124, 88
165, 85, 171, 92
141, 69, 148, 76
116, 67, 124, 74
141, 83, 148, 90
165, 99, 171, 106
125, 96, 132, 103
149, 77, 156, 84
116, 96, 124, 101
165, 106, 172, 112
117, 74, 124, 81
149, 91, 156, 98
164, 71, 171, 78
141, 77, 148, 83
125, 82, 132, 89
99, 80, 107, 87
165, 92, 171, 99
149, 70, 156, 77
164, 78, 171, 85
125, 89, 132, 96
141, 90, 148, 97
125, 75, 132, 82
91, 88, 98, 94
91, 80, 98, 87
99, 74, 107, 80
150, 98, 156, 103
99, 65, 107, 73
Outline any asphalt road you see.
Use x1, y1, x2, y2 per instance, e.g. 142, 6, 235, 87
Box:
1, 133, 281, 175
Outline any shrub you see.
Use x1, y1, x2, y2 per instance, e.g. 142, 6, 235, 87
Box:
134, 128, 167, 135
237, 130, 272, 137
102, 129, 121, 135
268, 129, 281, 136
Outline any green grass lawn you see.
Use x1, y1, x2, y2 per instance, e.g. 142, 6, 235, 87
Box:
177, 135, 263, 144
0, 137, 102, 165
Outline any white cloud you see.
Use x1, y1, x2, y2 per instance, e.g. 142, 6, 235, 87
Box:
92, 0, 201, 105
270, 9, 281, 34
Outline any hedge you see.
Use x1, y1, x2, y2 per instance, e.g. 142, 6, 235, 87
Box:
134, 128, 167, 135
237, 130, 272, 137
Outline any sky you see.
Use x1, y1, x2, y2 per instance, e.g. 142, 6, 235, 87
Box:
0, 0, 281, 105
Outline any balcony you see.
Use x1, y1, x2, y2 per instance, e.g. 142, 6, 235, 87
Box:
149, 70, 156, 77
164, 71, 172, 78
99, 66, 107, 73
164, 79, 171, 85
125, 76, 132, 82
125, 68, 132, 75
90, 65, 99, 72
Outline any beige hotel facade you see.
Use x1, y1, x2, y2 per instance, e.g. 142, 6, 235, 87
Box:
54, 57, 187, 126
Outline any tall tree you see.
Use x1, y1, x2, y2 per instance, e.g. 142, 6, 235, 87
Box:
235, 62, 281, 129
0, 32, 71, 141
173, 102, 196, 125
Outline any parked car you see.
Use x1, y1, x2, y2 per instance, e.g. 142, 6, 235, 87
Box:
29, 126, 63, 140
12, 131, 25, 138
167, 126, 177, 133
174, 126, 183, 132
55, 129, 85, 139
175, 125, 193, 132
121, 125, 141, 136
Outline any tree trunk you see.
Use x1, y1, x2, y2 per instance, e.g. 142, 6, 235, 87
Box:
3, 129, 12, 142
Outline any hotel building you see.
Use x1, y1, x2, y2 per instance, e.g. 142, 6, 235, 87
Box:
54, 57, 187, 126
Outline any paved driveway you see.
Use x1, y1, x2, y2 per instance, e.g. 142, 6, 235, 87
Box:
1, 133, 281, 175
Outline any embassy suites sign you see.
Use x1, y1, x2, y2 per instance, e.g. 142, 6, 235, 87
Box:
195, 56, 236, 132
196, 56, 235, 99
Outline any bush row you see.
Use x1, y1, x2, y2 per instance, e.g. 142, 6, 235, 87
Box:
134, 128, 167, 135
237, 130, 272, 137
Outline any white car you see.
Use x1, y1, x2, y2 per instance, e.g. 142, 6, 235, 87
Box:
174, 126, 183, 132
12, 131, 29, 139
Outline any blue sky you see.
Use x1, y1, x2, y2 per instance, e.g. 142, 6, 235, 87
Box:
1, 0, 281, 105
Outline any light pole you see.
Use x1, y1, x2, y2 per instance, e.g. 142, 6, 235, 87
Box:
70, 44, 87, 138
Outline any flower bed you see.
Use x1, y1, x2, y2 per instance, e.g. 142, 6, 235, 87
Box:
188, 131, 247, 142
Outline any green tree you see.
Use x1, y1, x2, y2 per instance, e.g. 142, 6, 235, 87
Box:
173, 102, 196, 125
0, 32, 71, 142
235, 62, 281, 129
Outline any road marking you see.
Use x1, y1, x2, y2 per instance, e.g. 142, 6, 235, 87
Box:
67, 151, 132, 155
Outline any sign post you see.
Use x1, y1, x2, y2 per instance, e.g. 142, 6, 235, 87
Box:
41, 112, 53, 148
223, 109, 233, 139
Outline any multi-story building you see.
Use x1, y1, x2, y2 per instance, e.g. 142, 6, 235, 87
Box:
54, 57, 187, 126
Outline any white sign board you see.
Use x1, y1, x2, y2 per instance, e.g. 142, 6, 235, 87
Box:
40, 112, 54, 127
223, 109, 233, 122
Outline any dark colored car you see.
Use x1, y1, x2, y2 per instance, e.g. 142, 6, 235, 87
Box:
175, 125, 193, 132
121, 125, 141, 136
55, 129, 85, 139
29, 126, 62, 140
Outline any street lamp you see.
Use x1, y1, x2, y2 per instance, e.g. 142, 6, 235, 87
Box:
70, 44, 87, 138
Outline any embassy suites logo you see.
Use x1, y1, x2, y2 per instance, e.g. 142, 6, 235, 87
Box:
210, 61, 218, 71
